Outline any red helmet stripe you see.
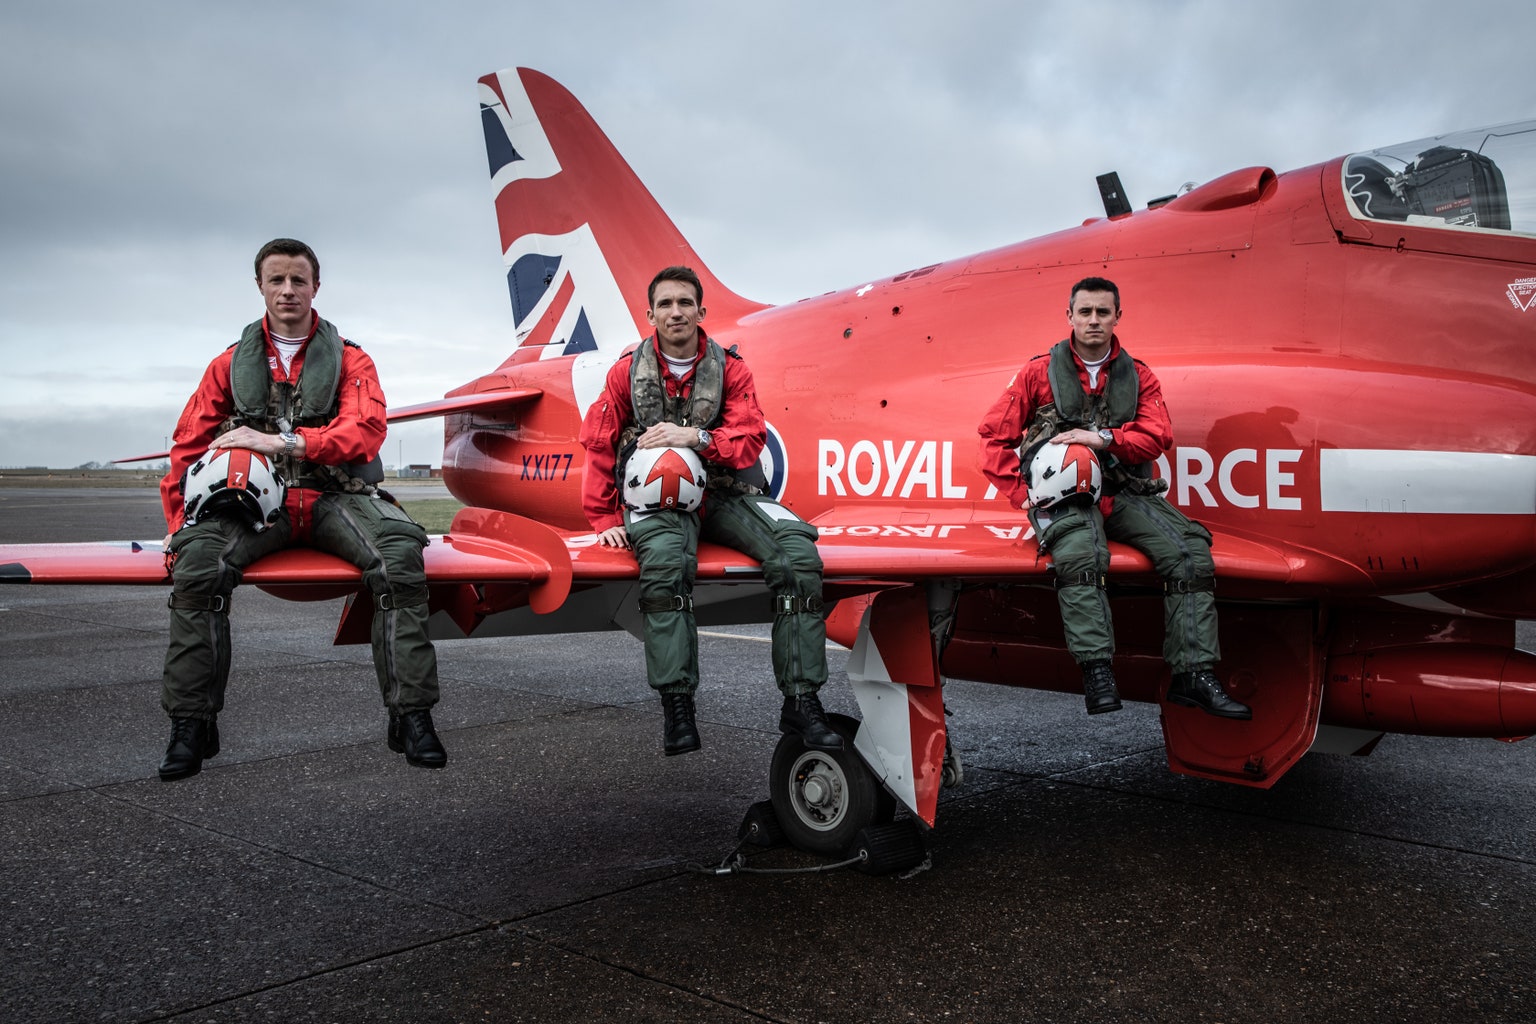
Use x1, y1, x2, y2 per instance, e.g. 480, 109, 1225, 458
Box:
226, 447, 254, 490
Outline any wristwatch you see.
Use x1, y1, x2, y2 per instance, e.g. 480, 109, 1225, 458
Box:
695, 428, 712, 451
279, 431, 298, 456
1097, 428, 1114, 449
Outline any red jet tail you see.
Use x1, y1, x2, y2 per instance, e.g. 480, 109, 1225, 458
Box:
477, 68, 767, 369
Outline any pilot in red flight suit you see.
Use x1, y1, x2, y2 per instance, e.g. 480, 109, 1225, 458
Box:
978, 276, 1251, 720
579, 265, 841, 756
156, 238, 444, 780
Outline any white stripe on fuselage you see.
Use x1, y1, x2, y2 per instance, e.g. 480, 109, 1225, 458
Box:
1320, 449, 1536, 514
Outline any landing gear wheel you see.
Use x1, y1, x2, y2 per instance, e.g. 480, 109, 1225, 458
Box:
942, 734, 964, 788
769, 713, 894, 856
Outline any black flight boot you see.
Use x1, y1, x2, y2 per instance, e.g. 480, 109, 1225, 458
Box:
158, 716, 217, 781
1081, 660, 1123, 715
389, 709, 448, 768
661, 692, 701, 756
779, 692, 843, 750
1167, 668, 1253, 720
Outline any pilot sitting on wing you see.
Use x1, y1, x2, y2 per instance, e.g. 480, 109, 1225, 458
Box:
977, 276, 1251, 721
578, 265, 841, 756
156, 238, 445, 781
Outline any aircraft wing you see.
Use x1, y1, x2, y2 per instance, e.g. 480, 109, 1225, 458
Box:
386, 388, 543, 424
0, 508, 570, 606
0, 502, 1362, 592
0, 501, 1371, 655
803, 504, 1370, 591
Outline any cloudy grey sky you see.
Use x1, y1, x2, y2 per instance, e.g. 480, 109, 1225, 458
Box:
3, 0, 1533, 470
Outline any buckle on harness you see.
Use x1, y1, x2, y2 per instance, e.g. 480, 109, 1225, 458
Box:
167, 593, 228, 613
640, 594, 693, 614
774, 594, 824, 615
1164, 576, 1216, 595
375, 587, 430, 611
1053, 571, 1106, 591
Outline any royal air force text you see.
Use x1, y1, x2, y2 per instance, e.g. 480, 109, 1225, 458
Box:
815, 439, 1304, 510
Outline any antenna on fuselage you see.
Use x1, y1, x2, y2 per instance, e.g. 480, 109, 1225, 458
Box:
1096, 172, 1133, 218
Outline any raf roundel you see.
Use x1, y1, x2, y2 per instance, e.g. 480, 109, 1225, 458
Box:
623, 446, 707, 515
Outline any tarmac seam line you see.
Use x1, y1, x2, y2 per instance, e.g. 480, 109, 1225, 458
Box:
1038, 763, 1536, 869
137, 919, 508, 1023
64, 785, 489, 925
496, 927, 788, 1023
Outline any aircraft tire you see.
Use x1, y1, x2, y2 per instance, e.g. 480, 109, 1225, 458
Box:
769, 713, 894, 856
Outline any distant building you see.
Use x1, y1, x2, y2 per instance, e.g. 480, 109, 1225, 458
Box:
397, 464, 438, 479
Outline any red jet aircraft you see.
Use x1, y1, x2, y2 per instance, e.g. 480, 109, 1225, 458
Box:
5, 68, 1535, 860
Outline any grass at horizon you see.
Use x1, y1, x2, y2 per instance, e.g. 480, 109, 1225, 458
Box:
396, 497, 465, 534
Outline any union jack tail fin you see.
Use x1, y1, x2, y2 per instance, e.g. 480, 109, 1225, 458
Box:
478, 68, 765, 368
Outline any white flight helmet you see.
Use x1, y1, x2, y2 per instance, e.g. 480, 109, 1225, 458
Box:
1027, 441, 1102, 509
181, 447, 286, 532
623, 445, 707, 515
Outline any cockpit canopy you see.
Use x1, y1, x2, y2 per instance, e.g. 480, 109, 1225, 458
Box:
1342, 121, 1536, 238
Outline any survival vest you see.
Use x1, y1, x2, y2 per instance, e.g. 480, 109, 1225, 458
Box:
220, 318, 384, 493
1020, 338, 1166, 497
618, 336, 768, 494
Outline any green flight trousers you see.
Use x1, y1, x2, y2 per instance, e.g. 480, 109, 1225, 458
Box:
162, 492, 439, 719
625, 491, 828, 697
1028, 492, 1220, 671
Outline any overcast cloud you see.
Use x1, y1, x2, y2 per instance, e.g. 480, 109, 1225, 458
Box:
3, 0, 1533, 469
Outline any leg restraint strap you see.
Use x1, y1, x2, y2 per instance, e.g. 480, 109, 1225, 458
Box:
375, 586, 431, 611
167, 593, 229, 613
640, 594, 693, 614
1054, 570, 1107, 591
774, 594, 824, 615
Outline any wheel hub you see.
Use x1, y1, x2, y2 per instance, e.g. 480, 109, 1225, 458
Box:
790, 753, 847, 830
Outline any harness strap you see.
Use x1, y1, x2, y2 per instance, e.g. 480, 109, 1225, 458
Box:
167, 593, 229, 613
1053, 570, 1107, 591
1164, 576, 1216, 595
774, 594, 824, 615
375, 586, 431, 611
640, 594, 693, 614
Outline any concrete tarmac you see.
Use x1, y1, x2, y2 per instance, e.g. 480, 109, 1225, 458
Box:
2, 488, 1534, 1023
